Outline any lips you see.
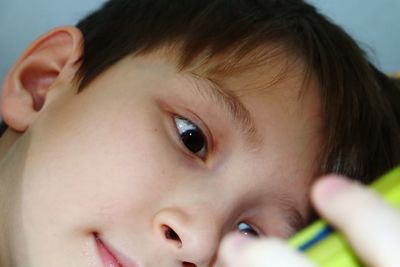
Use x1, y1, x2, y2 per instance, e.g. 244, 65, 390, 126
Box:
94, 234, 139, 267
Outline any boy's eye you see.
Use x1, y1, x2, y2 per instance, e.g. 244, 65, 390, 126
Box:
237, 221, 260, 237
174, 116, 208, 159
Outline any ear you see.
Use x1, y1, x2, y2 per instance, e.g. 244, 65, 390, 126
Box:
0, 26, 83, 132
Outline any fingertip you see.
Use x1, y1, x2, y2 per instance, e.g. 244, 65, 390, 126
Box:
221, 233, 253, 252
311, 175, 351, 211
312, 175, 349, 201
219, 235, 315, 267
219, 233, 255, 267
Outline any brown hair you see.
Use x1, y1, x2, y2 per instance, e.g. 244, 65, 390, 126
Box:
3, 0, 400, 183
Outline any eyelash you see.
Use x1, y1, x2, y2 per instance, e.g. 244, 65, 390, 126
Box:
237, 221, 261, 237
173, 115, 210, 160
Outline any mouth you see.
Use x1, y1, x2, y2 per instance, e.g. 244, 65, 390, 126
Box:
94, 233, 139, 267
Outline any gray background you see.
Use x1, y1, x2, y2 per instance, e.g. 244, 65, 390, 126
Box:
1, 0, 400, 87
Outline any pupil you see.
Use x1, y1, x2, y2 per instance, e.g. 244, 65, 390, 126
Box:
238, 222, 258, 236
181, 129, 204, 153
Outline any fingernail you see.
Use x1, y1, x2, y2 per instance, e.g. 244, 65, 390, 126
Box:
315, 176, 350, 201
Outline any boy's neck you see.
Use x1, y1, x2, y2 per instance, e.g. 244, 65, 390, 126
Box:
0, 129, 22, 267
0, 130, 21, 163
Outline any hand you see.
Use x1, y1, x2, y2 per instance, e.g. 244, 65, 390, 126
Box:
218, 175, 400, 267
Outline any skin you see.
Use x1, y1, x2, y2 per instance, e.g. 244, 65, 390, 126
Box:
0, 27, 322, 267
220, 175, 400, 266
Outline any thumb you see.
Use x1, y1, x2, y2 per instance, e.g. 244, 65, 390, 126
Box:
311, 175, 400, 266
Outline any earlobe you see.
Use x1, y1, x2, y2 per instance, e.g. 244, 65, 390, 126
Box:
0, 26, 83, 132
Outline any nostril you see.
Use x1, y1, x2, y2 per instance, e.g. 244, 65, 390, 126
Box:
162, 224, 182, 245
182, 262, 196, 267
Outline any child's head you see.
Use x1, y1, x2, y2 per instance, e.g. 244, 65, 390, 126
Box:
0, 0, 399, 266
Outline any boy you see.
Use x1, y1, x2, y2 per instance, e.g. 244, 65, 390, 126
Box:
0, 0, 399, 266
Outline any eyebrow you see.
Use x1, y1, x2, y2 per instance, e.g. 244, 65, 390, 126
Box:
278, 195, 308, 234
189, 74, 259, 145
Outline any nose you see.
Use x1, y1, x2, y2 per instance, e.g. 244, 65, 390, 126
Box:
153, 209, 220, 266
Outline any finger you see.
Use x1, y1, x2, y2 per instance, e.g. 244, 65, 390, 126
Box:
219, 233, 315, 267
311, 175, 400, 267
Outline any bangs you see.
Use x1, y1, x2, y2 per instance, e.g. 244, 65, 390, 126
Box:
75, 0, 311, 91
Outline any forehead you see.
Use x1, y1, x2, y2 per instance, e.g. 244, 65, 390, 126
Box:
166, 42, 317, 115
179, 44, 322, 144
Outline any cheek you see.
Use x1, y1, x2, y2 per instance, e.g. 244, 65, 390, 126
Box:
20, 102, 178, 232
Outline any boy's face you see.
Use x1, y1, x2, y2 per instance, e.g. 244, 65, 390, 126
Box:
2, 52, 321, 266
